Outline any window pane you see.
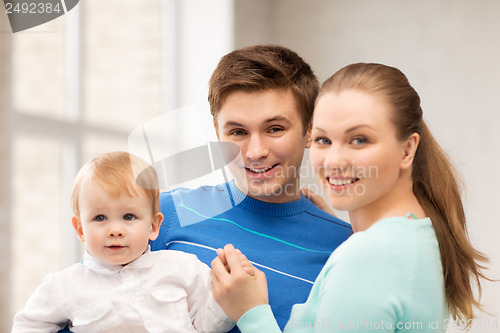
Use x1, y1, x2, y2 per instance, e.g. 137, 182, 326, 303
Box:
11, 18, 65, 119
82, 0, 162, 131
11, 135, 63, 316
83, 135, 129, 162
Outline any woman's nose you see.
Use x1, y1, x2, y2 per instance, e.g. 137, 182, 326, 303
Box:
323, 145, 350, 171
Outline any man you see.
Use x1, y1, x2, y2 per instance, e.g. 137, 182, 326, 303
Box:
151, 45, 351, 331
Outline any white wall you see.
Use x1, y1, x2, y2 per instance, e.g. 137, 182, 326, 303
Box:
235, 0, 500, 329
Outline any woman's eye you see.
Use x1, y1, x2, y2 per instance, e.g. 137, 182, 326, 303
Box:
314, 137, 331, 145
94, 215, 106, 222
123, 214, 136, 221
351, 137, 367, 145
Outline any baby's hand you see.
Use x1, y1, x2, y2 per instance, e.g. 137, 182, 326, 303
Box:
211, 244, 268, 322
216, 248, 255, 277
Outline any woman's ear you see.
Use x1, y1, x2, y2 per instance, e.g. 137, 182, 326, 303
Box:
149, 212, 164, 241
72, 216, 85, 243
400, 133, 420, 170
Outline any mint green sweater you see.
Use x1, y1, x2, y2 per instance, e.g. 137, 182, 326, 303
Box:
238, 216, 448, 332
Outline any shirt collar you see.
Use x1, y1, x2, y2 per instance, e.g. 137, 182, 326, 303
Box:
83, 245, 155, 275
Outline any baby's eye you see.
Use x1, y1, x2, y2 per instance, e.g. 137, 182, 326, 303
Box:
123, 214, 136, 221
314, 137, 331, 145
94, 215, 106, 222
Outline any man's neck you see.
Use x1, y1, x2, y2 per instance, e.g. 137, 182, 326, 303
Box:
232, 180, 302, 204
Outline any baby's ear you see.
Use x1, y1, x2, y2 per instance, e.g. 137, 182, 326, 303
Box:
149, 212, 163, 241
72, 216, 85, 243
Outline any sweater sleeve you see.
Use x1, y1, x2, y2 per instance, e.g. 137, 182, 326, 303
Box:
307, 232, 409, 332
237, 218, 441, 333
237, 305, 282, 333
235, 233, 405, 333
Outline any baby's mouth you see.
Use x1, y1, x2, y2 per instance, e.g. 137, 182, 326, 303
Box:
106, 245, 126, 250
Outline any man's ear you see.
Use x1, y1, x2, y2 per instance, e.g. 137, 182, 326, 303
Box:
400, 133, 420, 170
305, 122, 313, 148
214, 120, 220, 141
149, 212, 163, 241
72, 216, 85, 243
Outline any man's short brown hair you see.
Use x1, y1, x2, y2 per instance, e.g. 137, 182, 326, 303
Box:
208, 45, 319, 132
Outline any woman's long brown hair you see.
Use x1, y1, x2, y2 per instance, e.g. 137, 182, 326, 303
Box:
319, 63, 489, 321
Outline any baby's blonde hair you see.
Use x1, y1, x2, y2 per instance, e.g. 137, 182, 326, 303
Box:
71, 151, 160, 218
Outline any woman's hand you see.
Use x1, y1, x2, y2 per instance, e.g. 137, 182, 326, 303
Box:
211, 244, 269, 322
300, 187, 336, 216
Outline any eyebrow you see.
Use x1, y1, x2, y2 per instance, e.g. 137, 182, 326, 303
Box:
312, 127, 327, 133
345, 124, 374, 133
223, 116, 293, 129
312, 124, 374, 134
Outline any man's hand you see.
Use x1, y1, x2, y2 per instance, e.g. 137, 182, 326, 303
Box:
300, 187, 336, 216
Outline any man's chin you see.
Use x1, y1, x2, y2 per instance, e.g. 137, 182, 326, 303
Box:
240, 181, 299, 201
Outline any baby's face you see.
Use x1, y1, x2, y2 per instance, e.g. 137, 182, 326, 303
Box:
72, 179, 161, 266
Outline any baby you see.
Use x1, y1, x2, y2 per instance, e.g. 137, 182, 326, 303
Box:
12, 151, 234, 333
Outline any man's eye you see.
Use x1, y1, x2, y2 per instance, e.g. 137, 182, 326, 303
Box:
269, 127, 284, 134
123, 214, 136, 221
230, 129, 246, 136
94, 215, 106, 222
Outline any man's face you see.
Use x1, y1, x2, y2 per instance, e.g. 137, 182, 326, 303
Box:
215, 88, 311, 203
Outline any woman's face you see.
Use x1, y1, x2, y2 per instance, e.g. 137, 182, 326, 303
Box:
310, 89, 409, 214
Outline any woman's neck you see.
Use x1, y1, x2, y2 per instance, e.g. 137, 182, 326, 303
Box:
348, 179, 426, 233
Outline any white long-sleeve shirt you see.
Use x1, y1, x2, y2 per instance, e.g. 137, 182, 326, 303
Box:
12, 247, 234, 333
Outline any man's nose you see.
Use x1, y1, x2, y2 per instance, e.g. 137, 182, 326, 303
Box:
245, 134, 270, 161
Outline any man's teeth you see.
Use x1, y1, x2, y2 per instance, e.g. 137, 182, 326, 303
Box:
329, 178, 357, 186
249, 165, 274, 173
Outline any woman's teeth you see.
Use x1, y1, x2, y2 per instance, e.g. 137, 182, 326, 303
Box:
328, 178, 358, 186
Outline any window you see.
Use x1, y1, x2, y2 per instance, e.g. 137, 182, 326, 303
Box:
2, 0, 234, 329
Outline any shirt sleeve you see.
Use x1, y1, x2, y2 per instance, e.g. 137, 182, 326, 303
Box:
12, 274, 68, 332
184, 255, 235, 333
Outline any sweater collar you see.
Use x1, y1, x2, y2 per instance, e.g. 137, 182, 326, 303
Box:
225, 180, 312, 217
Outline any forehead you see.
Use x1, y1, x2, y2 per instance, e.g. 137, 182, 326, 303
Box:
216, 89, 302, 127
314, 90, 393, 130
78, 175, 146, 201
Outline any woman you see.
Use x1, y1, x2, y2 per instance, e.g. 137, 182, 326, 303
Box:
211, 63, 488, 332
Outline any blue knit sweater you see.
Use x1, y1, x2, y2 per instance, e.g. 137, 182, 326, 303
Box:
150, 181, 352, 332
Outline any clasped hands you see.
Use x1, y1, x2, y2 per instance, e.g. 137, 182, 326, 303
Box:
211, 244, 269, 323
